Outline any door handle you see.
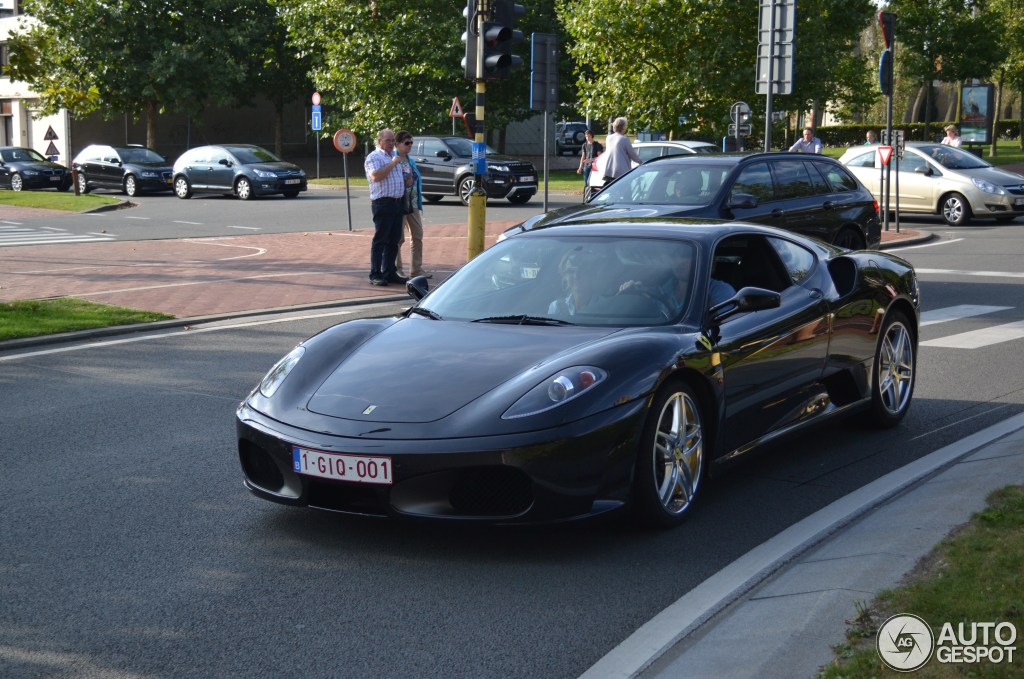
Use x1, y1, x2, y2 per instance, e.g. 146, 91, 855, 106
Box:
771, 208, 785, 217
822, 200, 835, 210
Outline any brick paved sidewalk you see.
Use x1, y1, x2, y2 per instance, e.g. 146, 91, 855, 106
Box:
0, 219, 926, 319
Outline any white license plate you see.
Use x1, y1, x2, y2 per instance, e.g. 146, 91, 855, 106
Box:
292, 446, 393, 485
284, 178, 301, 185
50, 176, 60, 181
522, 175, 535, 183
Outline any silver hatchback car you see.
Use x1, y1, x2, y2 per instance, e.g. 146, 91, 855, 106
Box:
839, 143, 1024, 226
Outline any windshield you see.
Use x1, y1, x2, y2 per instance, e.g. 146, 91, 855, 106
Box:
119, 147, 167, 163
917, 144, 991, 170
444, 137, 499, 157
227, 146, 283, 164
592, 162, 732, 206
421, 235, 699, 326
1, 148, 47, 162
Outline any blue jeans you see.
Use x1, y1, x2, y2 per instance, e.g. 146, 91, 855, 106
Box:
370, 198, 403, 280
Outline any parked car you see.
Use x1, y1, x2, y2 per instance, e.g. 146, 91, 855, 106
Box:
555, 121, 590, 155
586, 140, 720, 199
838, 142, 1024, 226
412, 135, 537, 206
236, 219, 919, 527
522, 152, 881, 251
171, 144, 307, 200
73, 144, 173, 196
633, 140, 720, 162
0, 147, 71, 192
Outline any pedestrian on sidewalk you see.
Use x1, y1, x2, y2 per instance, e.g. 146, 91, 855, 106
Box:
393, 131, 432, 279
789, 127, 823, 154
577, 129, 603, 201
364, 128, 410, 286
941, 124, 963, 147
602, 117, 641, 182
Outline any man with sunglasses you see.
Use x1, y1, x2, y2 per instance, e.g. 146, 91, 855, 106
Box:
393, 131, 431, 279
364, 128, 411, 286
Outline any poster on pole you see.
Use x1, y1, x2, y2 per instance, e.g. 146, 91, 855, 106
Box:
959, 84, 994, 145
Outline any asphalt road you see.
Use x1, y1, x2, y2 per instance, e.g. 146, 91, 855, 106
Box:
2, 224, 1023, 678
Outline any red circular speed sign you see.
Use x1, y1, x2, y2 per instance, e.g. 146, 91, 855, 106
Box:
333, 128, 356, 154
311, 92, 321, 106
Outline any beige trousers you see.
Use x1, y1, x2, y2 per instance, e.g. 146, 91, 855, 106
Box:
395, 208, 424, 275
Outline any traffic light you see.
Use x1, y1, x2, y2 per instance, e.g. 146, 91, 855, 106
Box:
879, 49, 893, 96
461, 0, 524, 81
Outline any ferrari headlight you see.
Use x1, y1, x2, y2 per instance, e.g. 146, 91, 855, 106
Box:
972, 177, 1006, 195
502, 366, 607, 419
258, 345, 305, 398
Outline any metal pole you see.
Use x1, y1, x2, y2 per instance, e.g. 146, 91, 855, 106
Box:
344, 154, 353, 231
467, 1, 488, 260
542, 112, 549, 211
764, 0, 777, 151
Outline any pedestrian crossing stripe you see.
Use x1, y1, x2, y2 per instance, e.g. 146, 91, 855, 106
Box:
920, 305, 1024, 349
0, 225, 114, 247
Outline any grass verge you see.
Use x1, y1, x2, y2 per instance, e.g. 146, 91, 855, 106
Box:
0, 298, 174, 342
309, 170, 587, 194
0, 189, 122, 211
819, 485, 1024, 678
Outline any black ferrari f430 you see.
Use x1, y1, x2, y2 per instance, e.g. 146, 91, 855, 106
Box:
236, 219, 919, 528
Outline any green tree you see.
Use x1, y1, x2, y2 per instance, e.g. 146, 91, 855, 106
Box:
7, 0, 275, 148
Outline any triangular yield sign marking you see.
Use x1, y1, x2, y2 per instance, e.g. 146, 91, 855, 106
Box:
878, 145, 893, 165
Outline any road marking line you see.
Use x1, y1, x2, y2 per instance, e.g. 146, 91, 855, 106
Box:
0, 220, 23, 225
921, 320, 1024, 349
124, 216, 151, 220
173, 220, 203, 225
227, 225, 261, 230
920, 305, 1011, 327
889, 237, 963, 251
917, 266, 1024, 276
87, 232, 118, 237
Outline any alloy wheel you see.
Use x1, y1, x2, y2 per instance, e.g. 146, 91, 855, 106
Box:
652, 390, 704, 516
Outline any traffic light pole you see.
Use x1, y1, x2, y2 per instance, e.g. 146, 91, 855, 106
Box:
467, 1, 488, 260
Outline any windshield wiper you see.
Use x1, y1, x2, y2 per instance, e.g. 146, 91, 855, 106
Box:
407, 306, 442, 320
472, 314, 574, 326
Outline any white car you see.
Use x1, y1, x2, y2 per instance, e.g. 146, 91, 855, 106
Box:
838, 143, 1024, 226
586, 140, 720, 200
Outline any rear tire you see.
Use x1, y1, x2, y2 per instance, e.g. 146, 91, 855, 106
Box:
832, 228, 866, 251
458, 176, 476, 206
632, 380, 707, 528
866, 311, 916, 427
77, 173, 91, 194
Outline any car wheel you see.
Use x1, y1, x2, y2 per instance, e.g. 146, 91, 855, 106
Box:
507, 193, 531, 205
11, 173, 23, 192
77, 173, 91, 194
632, 380, 707, 528
236, 177, 253, 201
283, 190, 300, 198
832, 228, 865, 251
572, 130, 586, 144
123, 174, 138, 197
866, 311, 916, 428
583, 186, 594, 202
940, 192, 972, 226
424, 194, 443, 203
458, 176, 476, 206
173, 176, 192, 199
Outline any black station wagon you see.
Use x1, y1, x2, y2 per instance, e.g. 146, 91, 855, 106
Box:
506, 153, 881, 250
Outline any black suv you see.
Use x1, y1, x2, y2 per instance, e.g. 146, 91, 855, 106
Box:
412, 136, 537, 206
503, 153, 881, 250
555, 121, 589, 156
73, 144, 173, 196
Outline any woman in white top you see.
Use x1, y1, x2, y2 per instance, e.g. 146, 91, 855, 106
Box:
941, 125, 962, 147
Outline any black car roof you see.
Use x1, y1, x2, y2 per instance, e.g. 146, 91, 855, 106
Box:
643, 151, 843, 167
515, 218, 790, 241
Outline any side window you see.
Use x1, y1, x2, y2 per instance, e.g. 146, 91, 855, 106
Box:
181, 149, 209, 164
845, 150, 876, 168
421, 139, 447, 158
804, 162, 833, 195
771, 160, 816, 200
82, 147, 104, 163
731, 162, 774, 203
714, 234, 791, 294
767, 237, 816, 284
899, 153, 928, 173
819, 164, 860, 193
210, 151, 230, 165
636, 146, 662, 163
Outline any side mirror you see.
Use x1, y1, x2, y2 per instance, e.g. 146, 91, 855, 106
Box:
709, 286, 781, 324
914, 166, 931, 176
219, 158, 232, 167
728, 192, 758, 209
406, 275, 430, 301
435, 150, 451, 159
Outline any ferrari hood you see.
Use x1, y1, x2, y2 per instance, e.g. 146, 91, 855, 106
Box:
305, 318, 617, 424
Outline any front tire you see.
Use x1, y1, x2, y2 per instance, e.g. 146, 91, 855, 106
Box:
424, 194, 443, 203
173, 176, 192, 199
507, 193, 531, 205
124, 174, 138, 197
866, 311, 916, 427
11, 173, 23, 191
940, 192, 972, 226
458, 176, 476, 206
236, 177, 253, 201
632, 381, 707, 528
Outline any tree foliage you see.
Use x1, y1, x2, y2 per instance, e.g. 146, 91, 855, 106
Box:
7, 0, 289, 147
557, 0, 875, 139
